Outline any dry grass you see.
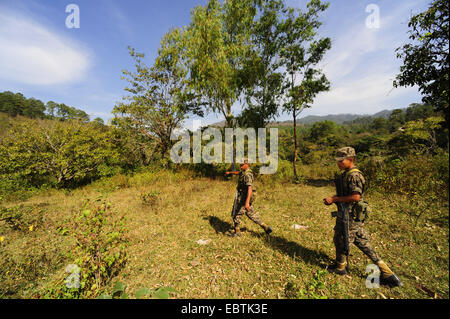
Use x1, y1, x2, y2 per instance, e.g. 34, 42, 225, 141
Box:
0, 169, 448, 299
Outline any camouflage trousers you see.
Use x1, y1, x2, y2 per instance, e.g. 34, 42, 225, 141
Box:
233, 204, 263, 227
333, 218, 380, 264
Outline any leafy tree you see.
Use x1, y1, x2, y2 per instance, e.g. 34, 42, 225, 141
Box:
113, 29, 202, 159
309, 120, 337, 142
394, 0, 449, 126
239, 0, 285, 129
0, 91, 46, 118
184, 0, 255, 129
45, 101, 90, 122
405, 103, 435, 122
0, 118, 121, 188
92, 117, 105, 125
388, 109, 406, 132
279, 0, 331, 181
370, 117, 389, 133
403, 116, 446, 152
355, 135, 384, 155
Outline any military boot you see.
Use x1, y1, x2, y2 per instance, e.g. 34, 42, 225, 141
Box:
327, 261, 347, 275
230, 226, 241, 238
260, 223, 273, 235
377, 260, 403, 288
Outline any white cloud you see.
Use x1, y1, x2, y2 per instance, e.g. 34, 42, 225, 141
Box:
0, 10, 91, 85
313, 73, 419, 114
307, 1, 426, 115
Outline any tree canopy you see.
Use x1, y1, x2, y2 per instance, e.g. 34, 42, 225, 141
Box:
394, 0, 449, 126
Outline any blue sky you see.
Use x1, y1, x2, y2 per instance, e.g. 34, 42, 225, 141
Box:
0, 0, 430, 127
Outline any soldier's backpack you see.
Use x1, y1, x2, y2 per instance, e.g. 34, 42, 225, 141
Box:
353, 200, 371, 222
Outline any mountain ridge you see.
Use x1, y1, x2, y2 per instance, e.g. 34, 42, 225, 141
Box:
209, 108, 399, 127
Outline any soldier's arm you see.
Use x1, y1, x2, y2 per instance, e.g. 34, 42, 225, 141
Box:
245, 186, 252, 211
329, 192, 361, 204
324, 173, 364, 205
225, 171, 240, 175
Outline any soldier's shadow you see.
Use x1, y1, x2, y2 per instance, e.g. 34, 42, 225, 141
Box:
206, 215, 249, 234
247, 230, 332, 267
206, 215, 332, 267
207, 216, 232, 234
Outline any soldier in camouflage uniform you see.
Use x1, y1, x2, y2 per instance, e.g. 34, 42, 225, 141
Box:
323, 147, 402, 288
225, 158, 273, 237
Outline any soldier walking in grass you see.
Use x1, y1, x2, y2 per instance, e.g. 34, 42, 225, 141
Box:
323, 147, 402, 288
225, 158, 272, 237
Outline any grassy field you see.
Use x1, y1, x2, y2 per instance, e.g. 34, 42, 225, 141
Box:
0, 168, 448, 299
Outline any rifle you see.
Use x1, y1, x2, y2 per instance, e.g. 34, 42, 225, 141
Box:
231, 188, 239, 218
334, 172, 350, 271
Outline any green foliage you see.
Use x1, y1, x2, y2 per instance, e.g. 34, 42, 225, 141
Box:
44, 199, 128, 299
184, 0, 255, 128
360, 153, 448, 197
0, 91, 91, 122
140, 191, 160, 206
355, 135, 385, 155
308, 120, 339, 143
370, 117, 389, 133
113, 30, 201, 159
0, 205, 25, 230
394, 0, 449, 125
46, 101, 90, 122
278, 0, 331, 181
0, 91, 46, 118
285, 270, 329, 299
98, 281, 177, 299
405, 103, 435, 122
239, 0, 286, 128
0, 202, 56, 298
359, 152, 448, 225
0, 117, 122, 192
388, 109, 406, 132
387, 115, 447, 155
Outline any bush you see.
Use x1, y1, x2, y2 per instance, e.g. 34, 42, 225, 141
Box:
359, 153, 448, 199
42, 199, 128, 298
359, 152, 449, 225
0, 117, 122, 191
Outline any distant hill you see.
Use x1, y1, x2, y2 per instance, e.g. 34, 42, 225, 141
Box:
291, 109, 396, 125
209, 108, 400, 128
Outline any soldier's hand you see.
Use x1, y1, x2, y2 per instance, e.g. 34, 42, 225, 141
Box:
323, 197, 334, 205
225, 171, 230, 176
245, 203, 250, 212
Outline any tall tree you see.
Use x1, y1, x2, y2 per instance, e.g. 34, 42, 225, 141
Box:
394, 0, 449, 127
184, 0, 255, 129
113, 28, 202, 159
239, 0, 286, 129
279, 0, 331, 182
0, 91, 46, 118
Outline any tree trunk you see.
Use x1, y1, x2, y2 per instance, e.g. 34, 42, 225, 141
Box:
291, 67, 299, 182
226, 106, 236, 171
293, 107, 299, 183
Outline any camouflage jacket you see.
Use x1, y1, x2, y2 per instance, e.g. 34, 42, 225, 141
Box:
341, 166, 371, 222
341, 166, 366, 197
237, 168, 256, 204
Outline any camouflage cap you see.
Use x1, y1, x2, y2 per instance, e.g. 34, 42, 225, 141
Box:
335, 147, 356, 161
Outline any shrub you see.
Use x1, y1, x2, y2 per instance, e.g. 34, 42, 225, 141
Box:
43, 199, 128, 298
0, 118, 122, 190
